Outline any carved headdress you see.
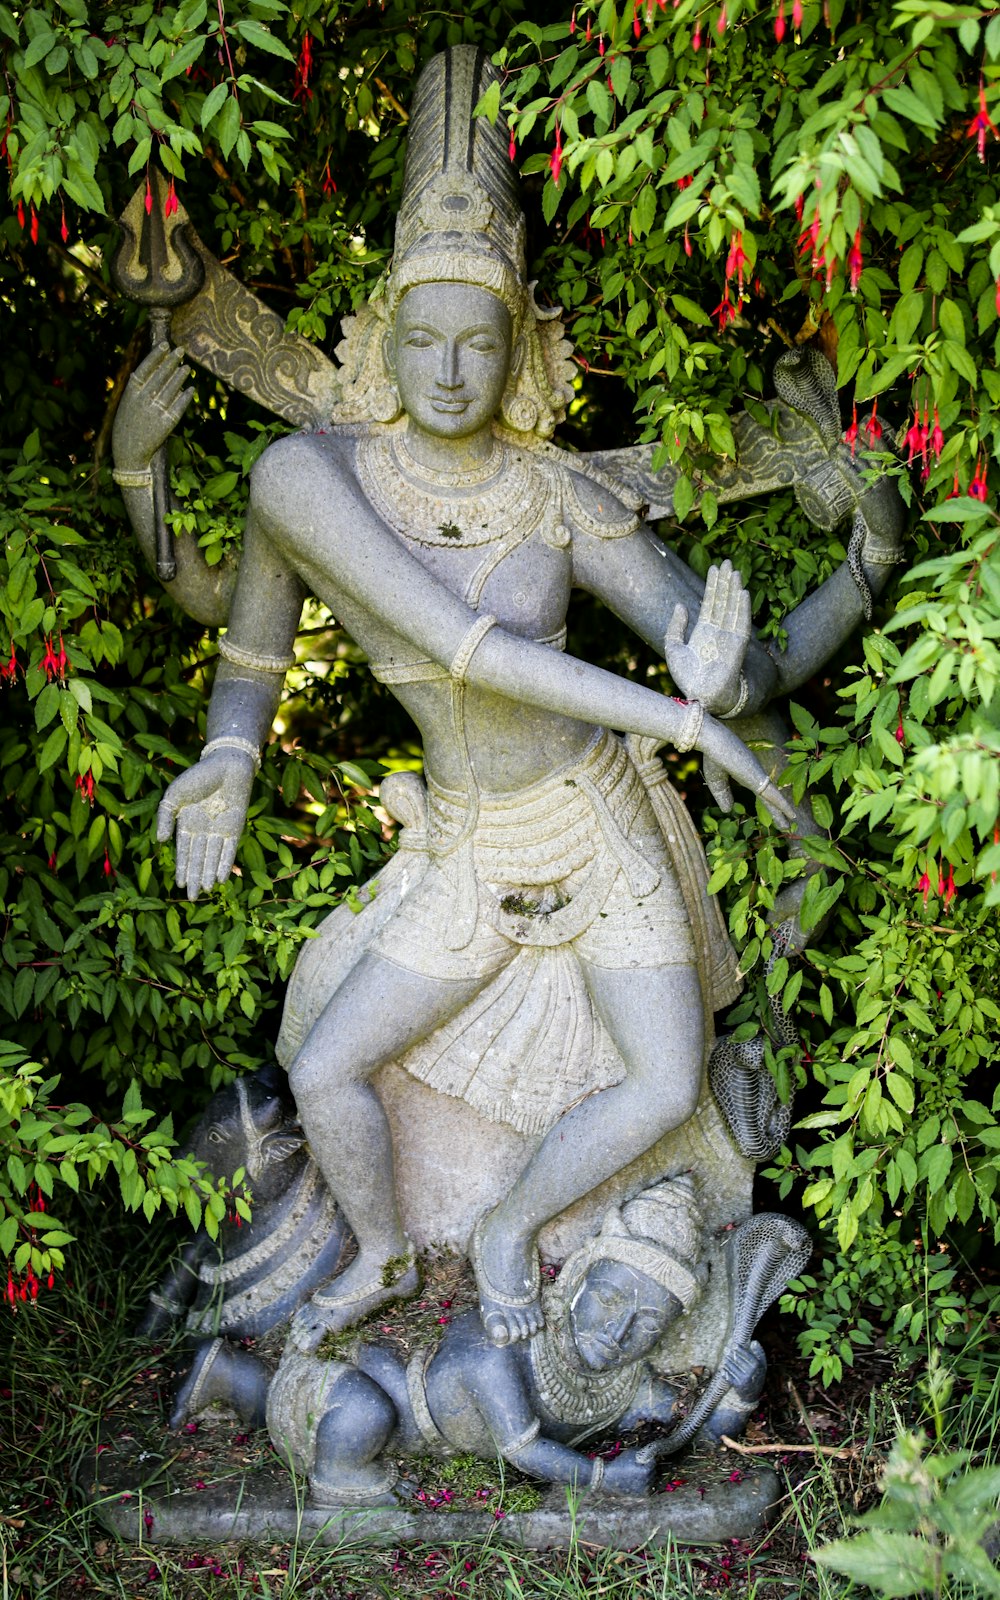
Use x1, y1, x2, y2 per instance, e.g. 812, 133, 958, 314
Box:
558, 1176, 706, 1315
333, 45, 575, 438
385, 46, 527, 326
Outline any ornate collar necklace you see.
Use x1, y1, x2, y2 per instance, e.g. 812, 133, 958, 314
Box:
529, 1318, 642, 1436
357, 430, 549, 549
392, 431, 506, 489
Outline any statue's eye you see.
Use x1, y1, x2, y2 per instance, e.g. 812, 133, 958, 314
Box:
403, 333, 433, 348
468, 338, 498, 354
207, 1128, 226, 1145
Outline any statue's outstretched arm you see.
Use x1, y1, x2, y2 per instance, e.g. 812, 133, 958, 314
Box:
250, 435, 793, 817
571, 492, 902, 717
157, 433, 796, 899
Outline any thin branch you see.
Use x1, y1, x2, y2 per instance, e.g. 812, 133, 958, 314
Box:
720, 1434, 859, 1460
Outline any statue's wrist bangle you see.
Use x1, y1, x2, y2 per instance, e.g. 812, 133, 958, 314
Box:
861, 544, 903, 567
112, 466, 153, 488
719, 673, 750, 720
589, 1456, 605, 1492
202, 736, 262, 771
673, 699, 705, 753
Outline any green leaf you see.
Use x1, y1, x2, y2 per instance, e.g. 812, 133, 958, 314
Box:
671, 294, 710, 326
161, 32, 206, 83
23, 31, 56, 69
815, 1530, 940, 1596
232, 19, 295, 62
201, 80, 230, 128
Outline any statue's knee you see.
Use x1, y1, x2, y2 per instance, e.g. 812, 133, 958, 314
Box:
314, 1370, 396, 1468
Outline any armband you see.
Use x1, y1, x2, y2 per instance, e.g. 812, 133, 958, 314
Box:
112, 466, 153, 489
202, 736, 262, 771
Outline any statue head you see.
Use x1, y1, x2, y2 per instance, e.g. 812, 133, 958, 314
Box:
187, 1064, 307, 1203
332, 46, 574, 441
554, 1177, 705, 1373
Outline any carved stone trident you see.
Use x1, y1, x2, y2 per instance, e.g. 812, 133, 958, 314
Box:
111, 171, 205, 581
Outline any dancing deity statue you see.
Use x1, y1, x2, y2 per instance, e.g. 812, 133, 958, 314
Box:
112, 46, 903, 1393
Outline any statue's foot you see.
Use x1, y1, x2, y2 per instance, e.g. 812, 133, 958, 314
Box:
289, 1247, 419, 1354
310, 1458, 400, 1508
470, 1212, 542, 1347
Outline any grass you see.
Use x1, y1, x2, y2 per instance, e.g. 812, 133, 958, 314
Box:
2, 1199, 998, 1600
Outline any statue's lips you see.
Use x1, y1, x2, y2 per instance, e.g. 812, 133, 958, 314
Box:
430, 398, 470, 413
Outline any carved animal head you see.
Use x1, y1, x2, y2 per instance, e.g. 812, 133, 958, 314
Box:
187, 1065, 306, 1203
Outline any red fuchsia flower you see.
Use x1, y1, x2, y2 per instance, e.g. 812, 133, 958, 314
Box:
164, 180, 178, 218
683, 222, 692, 256
919, 869, 931, 905
292, 32, 313, 101
844, 403, 859, 456
41, 635, 63, 682
943, 863, 956, 907
895, 713, 905, 745
692, 22, 702, 49
634, 4, 642, 39
792, 0, 803, 23
549, 122, 563, 187
30, 206, 38, 244
794, 193, 804, 222
712, 286, 737, 330
569, 7, 576, 31
585, 16, 592, 40
103, 851, 114, 878
75, 771, 95, 804
968, 83, 997, 163
60, 206, 68, 244
995, 274, 1000, 318
930, 408, 945, 461
1, 640, 17, 682
144, 179, 153, 215
717, 3, 727, 34
725, 229, 748, 297
598, 32, 606, 55
848, 227, 864, 292
508, 130, 516, 162
775, 0, 785, 41
864, 399, 882, 445
969, 461, 989, 501
904, 406, 928, 466
321, 158, 336, 197
16, 199, 25, 230
677, 174, 693, 189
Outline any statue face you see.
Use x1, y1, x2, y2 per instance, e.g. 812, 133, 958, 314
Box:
390, 282, 514, 442
569, 1261, 681, 1372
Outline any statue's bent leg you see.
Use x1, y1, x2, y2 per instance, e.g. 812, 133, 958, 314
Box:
287, 949, 495, 1351
474, 958, 704, 1346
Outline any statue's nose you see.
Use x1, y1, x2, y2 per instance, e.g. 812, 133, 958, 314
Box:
437, 341, 462, 389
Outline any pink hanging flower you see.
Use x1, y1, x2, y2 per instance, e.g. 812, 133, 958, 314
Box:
775, 0, 785, 41
549, 121, 563, 187
968, 461, 988, 501
145, 179, 153, 215
864, 399, 882, 445
968, 83, 997, 163
164, 180, 179, 218
712, 286, 737, 330
904, 406, 927, 466
717, 3, 727, 34
930, 408, 944, 461
692, 22, 702, 48
60, 205, 68, 244
848, 226, 864, 292
792, 0, 803, 24
725, 229, 748, 295
918, 870, 931, 906
844, 403, 859, 457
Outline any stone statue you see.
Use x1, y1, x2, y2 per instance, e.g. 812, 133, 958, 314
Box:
110, 44, 903, 1505
137, 1066, 349, 1341
168, 1176, 808, 1504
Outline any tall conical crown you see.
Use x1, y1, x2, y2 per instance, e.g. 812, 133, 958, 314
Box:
386, 45, 527, 323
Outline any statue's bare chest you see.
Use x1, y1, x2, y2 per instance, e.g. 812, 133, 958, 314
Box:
354, 432, 572, 635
